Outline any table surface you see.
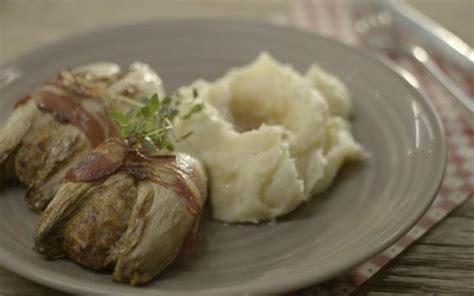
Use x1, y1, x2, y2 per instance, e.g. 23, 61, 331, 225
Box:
0, 1, 473, 295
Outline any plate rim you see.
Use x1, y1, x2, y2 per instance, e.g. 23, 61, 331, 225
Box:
0, 18, 447, 295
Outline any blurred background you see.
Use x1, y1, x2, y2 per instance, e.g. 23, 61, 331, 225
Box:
0, 0, 473, 64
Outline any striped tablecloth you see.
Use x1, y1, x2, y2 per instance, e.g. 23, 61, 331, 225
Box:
273, 0, 474, 295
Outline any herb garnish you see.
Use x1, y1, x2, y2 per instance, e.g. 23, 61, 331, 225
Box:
110, 92, 203, 152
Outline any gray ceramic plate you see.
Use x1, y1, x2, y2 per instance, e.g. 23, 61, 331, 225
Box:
0, 20, 446, 295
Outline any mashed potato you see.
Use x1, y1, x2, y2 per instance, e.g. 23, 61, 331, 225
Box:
174, 53, 364, 223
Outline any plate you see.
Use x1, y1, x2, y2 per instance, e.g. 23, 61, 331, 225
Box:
0, 20, 446, 295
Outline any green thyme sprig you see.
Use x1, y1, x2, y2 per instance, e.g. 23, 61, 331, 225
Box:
110, 91, 203, 152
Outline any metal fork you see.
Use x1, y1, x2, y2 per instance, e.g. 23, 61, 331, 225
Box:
352, 0, 474, 119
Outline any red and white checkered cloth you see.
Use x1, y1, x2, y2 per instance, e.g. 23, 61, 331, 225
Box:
273, 0, 474, 294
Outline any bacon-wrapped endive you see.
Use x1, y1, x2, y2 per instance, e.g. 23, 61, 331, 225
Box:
34, 139, 207, 285
34, 94, 207, 285
0, 62, 164, 211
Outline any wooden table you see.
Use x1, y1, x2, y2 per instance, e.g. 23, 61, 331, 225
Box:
1, 1, 473, 295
